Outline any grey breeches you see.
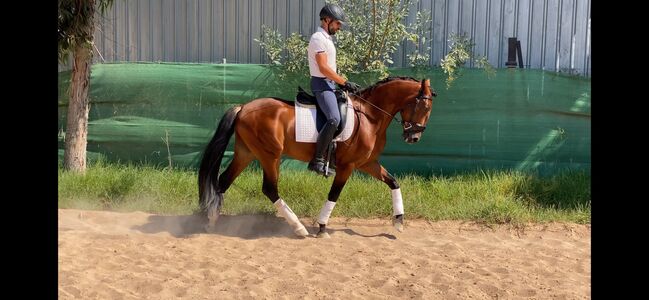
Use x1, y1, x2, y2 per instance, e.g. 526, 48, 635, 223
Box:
311, 76, 341, 127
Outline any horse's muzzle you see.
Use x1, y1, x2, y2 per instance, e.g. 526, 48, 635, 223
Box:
403, 132, 422, 144
403, 122, 426, 144
402, 122, 425, 143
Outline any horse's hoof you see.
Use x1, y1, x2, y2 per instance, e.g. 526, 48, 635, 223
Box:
294, 226, 309, 237
392, 216, 404, 232
316, 231, 330, 239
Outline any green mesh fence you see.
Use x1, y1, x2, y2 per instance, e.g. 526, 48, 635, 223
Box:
58, 63, 591, 176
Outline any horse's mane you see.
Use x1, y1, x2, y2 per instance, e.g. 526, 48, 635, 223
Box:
360, 76, 419, 95
267, 77, 419, 105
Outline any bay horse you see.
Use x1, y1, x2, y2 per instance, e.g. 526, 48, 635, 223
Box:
198, 76, 436, 237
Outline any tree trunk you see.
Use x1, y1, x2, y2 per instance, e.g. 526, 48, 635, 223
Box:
63, 43, 93, 172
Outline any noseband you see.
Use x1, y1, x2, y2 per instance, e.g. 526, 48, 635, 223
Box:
402, 88, 435, 134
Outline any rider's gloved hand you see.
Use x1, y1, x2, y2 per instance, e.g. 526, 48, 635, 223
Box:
339, 81, 361, 94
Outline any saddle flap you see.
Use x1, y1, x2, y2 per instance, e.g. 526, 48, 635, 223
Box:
334, 93, 348, 137
295, 86, 318, 105
294, 88, 350, 139
295, 100, 355, 143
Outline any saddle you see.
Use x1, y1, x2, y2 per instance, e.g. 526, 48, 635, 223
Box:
295, 86, 349, 137
295, 86, 350, 175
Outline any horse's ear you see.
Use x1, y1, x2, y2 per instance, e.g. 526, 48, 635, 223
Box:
423, 79, 437, 97
420, 78, 430, 92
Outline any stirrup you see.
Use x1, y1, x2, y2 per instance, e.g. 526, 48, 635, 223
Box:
308, 160, 336, 177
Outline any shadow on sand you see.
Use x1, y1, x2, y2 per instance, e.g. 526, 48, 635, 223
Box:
131, 214, 305, 239
131, 214, 397, 240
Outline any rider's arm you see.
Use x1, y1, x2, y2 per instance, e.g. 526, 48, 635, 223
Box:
315, 52, 346, 85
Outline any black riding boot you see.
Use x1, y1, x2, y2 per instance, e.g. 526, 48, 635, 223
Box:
308, 119, 338, 177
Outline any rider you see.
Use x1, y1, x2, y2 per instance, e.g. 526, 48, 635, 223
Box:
307, 3, 361, 176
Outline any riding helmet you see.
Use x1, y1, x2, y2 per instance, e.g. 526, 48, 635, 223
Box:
319, 3, 347, 23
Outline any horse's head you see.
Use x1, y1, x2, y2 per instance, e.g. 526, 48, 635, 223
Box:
398, 78, 436, 143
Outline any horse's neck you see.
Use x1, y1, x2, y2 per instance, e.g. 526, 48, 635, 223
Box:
352, 94, 393, 129
359, 81, 415, 122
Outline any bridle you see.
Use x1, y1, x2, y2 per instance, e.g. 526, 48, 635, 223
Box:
348, 80, 435, 134
402, 88, 435, 134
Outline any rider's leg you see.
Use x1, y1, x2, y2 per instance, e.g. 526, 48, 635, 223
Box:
309, 89, 341, 176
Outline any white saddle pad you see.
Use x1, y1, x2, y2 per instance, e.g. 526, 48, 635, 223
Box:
295, 101, 355, 143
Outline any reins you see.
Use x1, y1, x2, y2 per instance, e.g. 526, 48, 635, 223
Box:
348, 92, 403, 124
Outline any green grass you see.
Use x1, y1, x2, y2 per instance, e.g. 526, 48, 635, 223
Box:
58, 160, 590, 224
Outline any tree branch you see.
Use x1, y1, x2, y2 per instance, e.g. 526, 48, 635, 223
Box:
376, 0, 395, 63
362, 0, 378, 68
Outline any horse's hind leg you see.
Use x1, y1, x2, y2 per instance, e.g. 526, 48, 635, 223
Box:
259, 157, 309, 237
207, 140, 254, 228
218, 140, 255, 193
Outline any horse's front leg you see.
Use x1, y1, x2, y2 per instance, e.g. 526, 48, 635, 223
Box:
316, 165, 354, 238
358, 160, 405, 232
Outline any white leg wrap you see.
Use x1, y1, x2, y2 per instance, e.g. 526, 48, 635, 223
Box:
317, 200, 337, 225
391, 188, 404, 216
274, 199, 308, 236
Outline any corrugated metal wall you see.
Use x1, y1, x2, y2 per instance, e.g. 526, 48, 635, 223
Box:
64, 0, 591, 76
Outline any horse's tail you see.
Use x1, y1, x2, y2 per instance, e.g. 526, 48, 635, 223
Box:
198, 105, 243, 215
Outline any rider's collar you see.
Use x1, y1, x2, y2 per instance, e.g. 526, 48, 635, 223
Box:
317, 26, 332, 40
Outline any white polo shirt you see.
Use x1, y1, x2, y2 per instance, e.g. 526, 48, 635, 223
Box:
307, 27, 336, 77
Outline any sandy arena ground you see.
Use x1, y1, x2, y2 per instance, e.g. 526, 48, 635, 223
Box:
59, 209, 590, 299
